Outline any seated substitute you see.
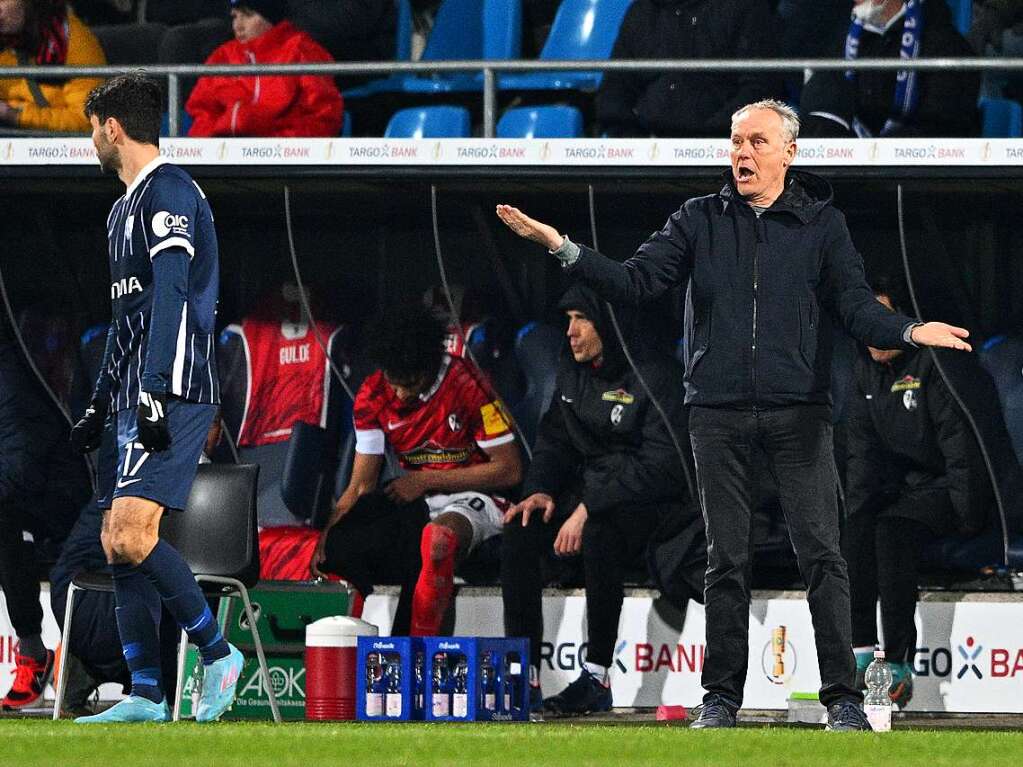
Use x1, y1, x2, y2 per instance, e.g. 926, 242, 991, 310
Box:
0, 316, 91, 709
186, 0, 343, 138
801, 0, 980, 137
502, 285, 705, 716
312, 303, 522, 636
843, 276, 1023, 708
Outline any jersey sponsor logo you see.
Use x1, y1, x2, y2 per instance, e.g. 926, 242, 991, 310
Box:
601, 388, 635, 405
151, 210, 190, 238
890, 375, 921, 393
400, 441, 472, 466
110, 276, 143, 300
480, 400, 510, 436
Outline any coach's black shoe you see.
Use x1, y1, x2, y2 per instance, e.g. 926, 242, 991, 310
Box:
543, 669, 612, 717
826, 701, 873, 731
689, 696, 738, 729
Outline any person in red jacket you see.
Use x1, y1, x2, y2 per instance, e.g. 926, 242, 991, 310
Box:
186, 0, 342, 138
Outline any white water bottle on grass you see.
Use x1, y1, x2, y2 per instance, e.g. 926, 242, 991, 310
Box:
864, 650, 893, 732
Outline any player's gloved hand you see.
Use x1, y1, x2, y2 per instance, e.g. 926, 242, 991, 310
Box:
137, 391, 171, 452
69, 397, 108, 453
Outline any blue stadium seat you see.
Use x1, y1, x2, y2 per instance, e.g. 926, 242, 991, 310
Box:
160, 110, 193, 137
979, 97, 1023, 138
384, 106, 472, 137
396, 0, 413, 61
511, 321, 563, 448
977, 334, 1023, 462
349, 0, 510, 97
497, 105, 584, 137
499, 0, 635, 92
945, 0, 972, 37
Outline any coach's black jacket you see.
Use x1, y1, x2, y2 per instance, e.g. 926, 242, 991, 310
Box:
569, 170, 918, 410
846, 347, 1023, 537
521, 286, 692, 520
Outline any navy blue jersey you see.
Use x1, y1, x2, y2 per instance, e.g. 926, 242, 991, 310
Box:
95, 158, 220, 411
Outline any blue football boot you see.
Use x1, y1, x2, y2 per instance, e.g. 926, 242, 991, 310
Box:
75, 695, 170, 723
195, 644, 245, 722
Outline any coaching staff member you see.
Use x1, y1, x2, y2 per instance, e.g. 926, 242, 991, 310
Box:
496, 99, 972, 731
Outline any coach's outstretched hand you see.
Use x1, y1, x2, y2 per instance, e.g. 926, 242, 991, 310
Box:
70, 398, 108, 454
496, 205, 564, 251
910, 322, 973, 352
137, 391, 171, 452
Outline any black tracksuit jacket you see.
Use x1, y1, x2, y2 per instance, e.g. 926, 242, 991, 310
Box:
569, 170, 918, 409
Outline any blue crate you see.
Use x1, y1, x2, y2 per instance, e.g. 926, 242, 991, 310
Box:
424, 637, 530, 722
356, 636, 427, 721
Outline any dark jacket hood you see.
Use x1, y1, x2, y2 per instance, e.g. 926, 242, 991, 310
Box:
719, 169, 834, 224
557, 284, 633, 380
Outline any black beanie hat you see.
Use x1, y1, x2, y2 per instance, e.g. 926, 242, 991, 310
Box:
230, 0, 287, 25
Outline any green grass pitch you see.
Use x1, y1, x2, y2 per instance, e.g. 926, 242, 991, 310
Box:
3, 720, 1023, 767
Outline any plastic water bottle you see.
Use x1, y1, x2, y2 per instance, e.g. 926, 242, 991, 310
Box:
864, 650, 893, 732
385, 658, 403, 717
365, 652, 384, 717
452, 657, 469, 718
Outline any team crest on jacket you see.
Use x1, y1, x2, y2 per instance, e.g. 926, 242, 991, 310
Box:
610, 404, 624, 425
602, 388, 635, 405
448, 413, 462, 432
903, 390, 918, 411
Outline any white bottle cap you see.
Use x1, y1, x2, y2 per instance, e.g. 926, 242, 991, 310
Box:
874, 650, 885, 659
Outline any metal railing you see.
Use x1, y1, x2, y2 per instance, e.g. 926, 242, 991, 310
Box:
5, 57, 1023, 137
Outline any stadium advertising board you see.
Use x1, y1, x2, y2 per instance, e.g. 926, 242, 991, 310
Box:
3, 138, 1023, 168
363, 592, 1023, 714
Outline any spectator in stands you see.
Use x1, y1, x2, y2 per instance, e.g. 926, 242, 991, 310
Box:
186, 0, 342, 137
312, 303, 522, 636
970, 0, 1023, 53
801, 0, 981, 137
502, 285, 705, 715
843, 276, 1023, 709
0, 0, 105, 133
0, 313, 91, 709
595, 0, 784, 138
71, 0, 134, 25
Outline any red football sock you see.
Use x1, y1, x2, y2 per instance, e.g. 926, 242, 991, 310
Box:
411, 524, 458, 636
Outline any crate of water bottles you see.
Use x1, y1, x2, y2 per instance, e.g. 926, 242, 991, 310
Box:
355, 636, 428, 721
424, 637, 530, 722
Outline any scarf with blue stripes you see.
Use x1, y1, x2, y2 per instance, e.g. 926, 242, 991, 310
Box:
845, 0, 925, 136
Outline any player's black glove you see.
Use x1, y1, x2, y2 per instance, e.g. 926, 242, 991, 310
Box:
137, 391, 171, 452
69, 397, 108, 454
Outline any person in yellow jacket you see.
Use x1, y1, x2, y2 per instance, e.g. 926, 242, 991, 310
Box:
0, 0, 105, 133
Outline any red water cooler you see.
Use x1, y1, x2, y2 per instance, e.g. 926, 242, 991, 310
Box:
305, 616, 378, 721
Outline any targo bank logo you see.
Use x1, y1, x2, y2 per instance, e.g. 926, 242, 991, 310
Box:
912, 636, 1023, 680
540, 641, 704, 675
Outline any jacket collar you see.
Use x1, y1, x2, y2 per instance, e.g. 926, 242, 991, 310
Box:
718, 169, 834, 224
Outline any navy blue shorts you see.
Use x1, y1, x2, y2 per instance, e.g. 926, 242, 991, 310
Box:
98, 399, 217, 512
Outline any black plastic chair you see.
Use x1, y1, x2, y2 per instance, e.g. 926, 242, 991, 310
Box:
52, 463, 281, 722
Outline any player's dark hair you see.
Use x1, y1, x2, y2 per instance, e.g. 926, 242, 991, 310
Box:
84, 72, 162, 147
868, 272, 911, 314
366, 302, 448, 384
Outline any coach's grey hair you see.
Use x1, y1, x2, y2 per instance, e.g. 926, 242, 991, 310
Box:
731, 99, 801, 143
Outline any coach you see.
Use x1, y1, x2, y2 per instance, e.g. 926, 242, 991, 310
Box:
496, 99, 971, 731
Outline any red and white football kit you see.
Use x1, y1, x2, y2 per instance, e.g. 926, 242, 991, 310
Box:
353, 354, 515, 549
